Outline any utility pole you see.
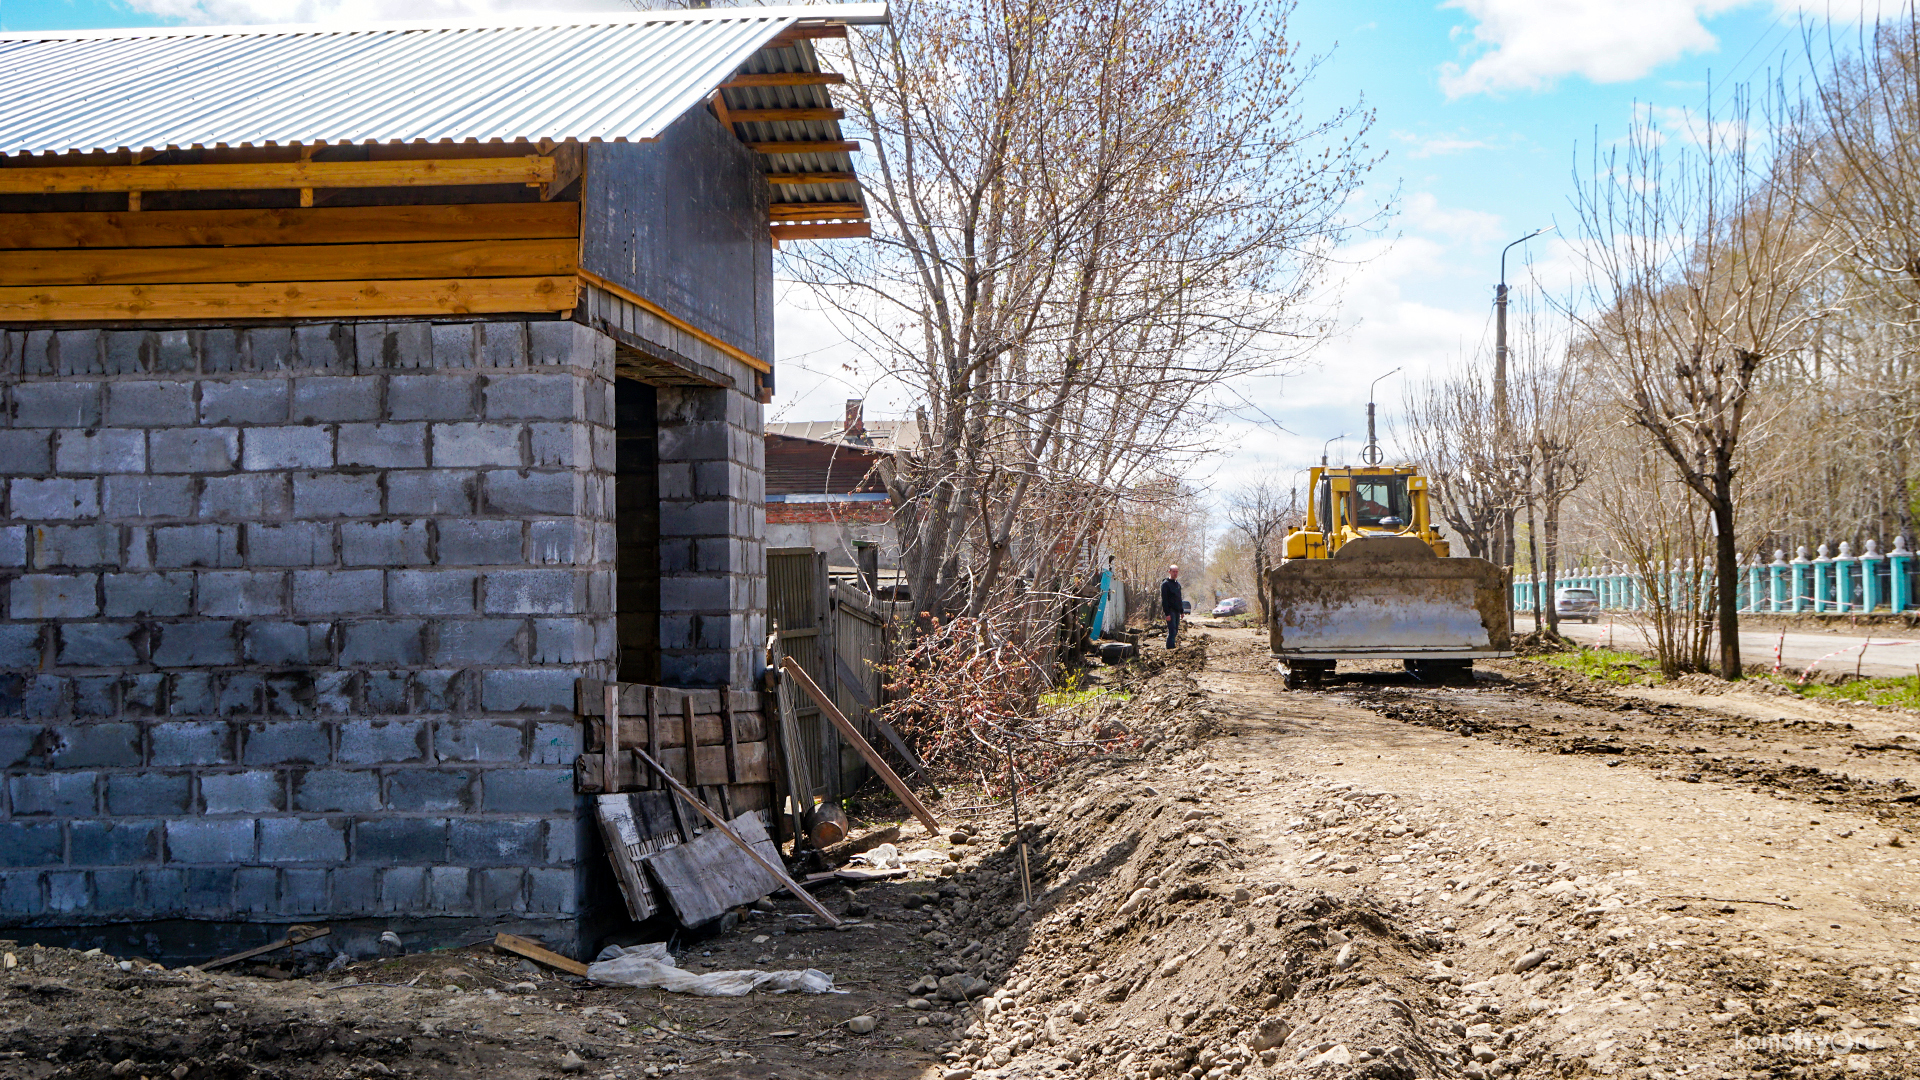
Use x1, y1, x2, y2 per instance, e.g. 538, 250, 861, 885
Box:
1494, 226, 1552, 573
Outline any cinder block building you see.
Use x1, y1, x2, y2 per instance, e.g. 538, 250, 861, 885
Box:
0, 5, 878, 959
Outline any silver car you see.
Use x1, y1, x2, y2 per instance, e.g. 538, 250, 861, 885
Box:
1555, 587, 1600, 623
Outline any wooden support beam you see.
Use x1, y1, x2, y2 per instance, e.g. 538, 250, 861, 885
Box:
0, 238, 578, 287
0, 203, 580, 250
765, 23, 850, 49
769, 202, 867, 219
709, 91, 736, 129
767, 172, 858, 185
726, 108, 846, 124
576, 268, 772, 374
770, 222, 872, 241
721, 72, 847, 88
0, 275, 577, 322
0, 156, 555, 195
780, 657, 941, 836
747, 140, 861, 155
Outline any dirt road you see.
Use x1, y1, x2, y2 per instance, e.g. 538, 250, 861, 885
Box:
14, 634, 1920, 1079
1518, 614, 1920, 679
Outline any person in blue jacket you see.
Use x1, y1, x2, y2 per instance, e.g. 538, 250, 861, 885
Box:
1161, 565, 1183, 649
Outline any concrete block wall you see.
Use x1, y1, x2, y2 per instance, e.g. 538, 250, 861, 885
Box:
0, 319, 619, 956
656, 385, 766, 689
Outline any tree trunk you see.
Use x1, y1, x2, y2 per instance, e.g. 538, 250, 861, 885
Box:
1543, 494, 1562, 636
1713, 476, 1743, 680
1526, 494, 1544, 636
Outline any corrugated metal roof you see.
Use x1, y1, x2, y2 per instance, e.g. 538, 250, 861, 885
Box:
766, 419, 921, 451
722, 39, 866, 218
0, 5, 886, 157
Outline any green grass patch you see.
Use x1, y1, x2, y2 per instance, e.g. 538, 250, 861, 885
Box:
1040, 685, 1131, 709
1539, 647, 1664, 685
1764, 673, 1920, 710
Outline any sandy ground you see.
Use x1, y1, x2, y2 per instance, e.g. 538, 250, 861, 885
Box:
1518, 615, 1920, 680
16, 631, 1920, 1079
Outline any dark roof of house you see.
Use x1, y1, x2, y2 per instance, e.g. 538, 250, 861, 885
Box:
765, 432, 886, 497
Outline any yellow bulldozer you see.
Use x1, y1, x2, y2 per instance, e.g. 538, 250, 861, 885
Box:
1268, 462, 1512, 689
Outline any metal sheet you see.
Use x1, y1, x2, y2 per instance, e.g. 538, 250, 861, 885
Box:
1268, 536, 1514, 660
0, 6, 884, 157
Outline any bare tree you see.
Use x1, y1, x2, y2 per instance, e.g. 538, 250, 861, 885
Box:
789, 0, 1378, 631
1225, 476, 1299, 624
1572, 87, 1829, 679
1399, 352, 1522, 563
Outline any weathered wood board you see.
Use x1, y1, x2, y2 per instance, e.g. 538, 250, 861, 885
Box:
641, 811, 784, 928
594, 790, 688, 922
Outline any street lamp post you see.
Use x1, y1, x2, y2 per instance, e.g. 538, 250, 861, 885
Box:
1493, 226, 1553, 572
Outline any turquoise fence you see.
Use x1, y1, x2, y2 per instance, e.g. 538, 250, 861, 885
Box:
1512, 538, 1920, 615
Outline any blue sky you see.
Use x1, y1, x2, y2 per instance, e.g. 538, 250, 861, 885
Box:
0, 0, 1877, 504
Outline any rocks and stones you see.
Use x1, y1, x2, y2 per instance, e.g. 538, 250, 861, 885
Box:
559, 1050, 588, 1073
950, 832, 972, 845
1305, 1044, 1352, 1067
1118, 889, 1154, 917
1333, 943, 1356, 970
943, 1070, 974, 1080
1250, 1018, 1292, 1051
909, 997, 932, 1010
1512, 949, 1551, 973
848, 1015, 877, 1034
938, 974, 992, 1001
911, 975, 940, 995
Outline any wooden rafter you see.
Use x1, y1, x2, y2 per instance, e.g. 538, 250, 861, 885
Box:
770, 222, 872, 241
764, 23, 849, 49
747, 140, 861, 155
726, 108, 846, 124
721, 72, 847, 88
0, 156, 555, 195
766, 172, 858, 185
768, 202, 866, 220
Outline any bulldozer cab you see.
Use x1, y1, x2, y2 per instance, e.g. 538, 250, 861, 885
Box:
1288, 466, 1450, 559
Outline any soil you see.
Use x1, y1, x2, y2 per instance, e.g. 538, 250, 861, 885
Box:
16, 629, 1920, 1080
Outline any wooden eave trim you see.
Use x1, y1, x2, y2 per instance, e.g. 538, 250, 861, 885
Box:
577, 268, 771, 375
748, 140, 861, 155
0, 276, 577, 321
725, 108, 846, 124
767, 172, 858, 185
764, 23, 850, 49
721, 73, 847, 88
770, 222, 872, 241
768, 202, 867, 219
0, 156, 556, 194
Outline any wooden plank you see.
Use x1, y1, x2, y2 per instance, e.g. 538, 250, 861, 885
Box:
0, 276, 577, 322
769, 202, 866, 219
602, 683, 620, 797
709, 91, 737, 129
593, 792, 660, 921
492, 933, 588, 977
721, 72, 847, 88
748, 140, 862, 155
577, 268, 771, 375
647, 687, 663, 791
727, 108, 847, 124
0, 237, 578, 287
765, 24, 850, 48
641, 811, 786, 927
769, 224, 872, 240
732, 708, 767, 743
695, 744, 731, 787
630, 748, 840, 926
767, 173, 859, 185
781, 657, 940, 835
734, 740, 772, 783
203, 925, 328, 971
0, 203, 580, 251
0, 157, 555, 195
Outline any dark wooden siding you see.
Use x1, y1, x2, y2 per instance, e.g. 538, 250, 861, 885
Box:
581, 109, 773, 363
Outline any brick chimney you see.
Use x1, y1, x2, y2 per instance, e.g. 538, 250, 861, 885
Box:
844, 398, 867, 441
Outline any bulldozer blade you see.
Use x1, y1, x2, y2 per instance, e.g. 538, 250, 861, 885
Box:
1267, 536, 1513, 660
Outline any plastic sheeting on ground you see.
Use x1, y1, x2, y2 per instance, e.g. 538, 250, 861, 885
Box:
848, 843, 950, 869
586, 942, 841, 996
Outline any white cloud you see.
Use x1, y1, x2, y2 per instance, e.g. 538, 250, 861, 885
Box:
1438, 0, 1752, 97
1393, 131, 1498, 158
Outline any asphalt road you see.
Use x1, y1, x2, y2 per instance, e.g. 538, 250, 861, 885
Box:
1518, 613, 1920, 679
